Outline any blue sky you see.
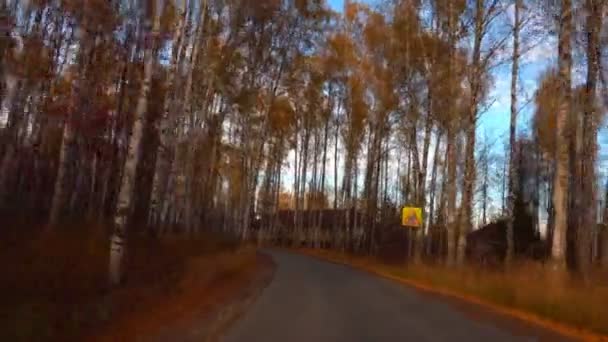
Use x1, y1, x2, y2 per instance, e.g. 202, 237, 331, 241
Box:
325, 0, 549, 143
283, 0, 608, 224
328, 0, 344, 11
325, 0, 607, 156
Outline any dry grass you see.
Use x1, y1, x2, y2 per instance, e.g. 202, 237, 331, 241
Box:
0, 222, 255, 341
298, 248, 608, 339
94, 245, 261, 341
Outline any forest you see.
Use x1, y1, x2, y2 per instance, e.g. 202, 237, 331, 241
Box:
1, 0, 608, 291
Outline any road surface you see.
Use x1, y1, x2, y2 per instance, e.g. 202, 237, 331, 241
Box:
224, 250, 572, 342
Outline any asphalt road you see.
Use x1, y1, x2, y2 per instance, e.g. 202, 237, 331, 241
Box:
224, 250, 572, 342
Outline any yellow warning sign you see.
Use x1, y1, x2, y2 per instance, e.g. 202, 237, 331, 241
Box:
401, 207, 423, 228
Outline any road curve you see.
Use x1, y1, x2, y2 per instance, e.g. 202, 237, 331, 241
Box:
224, 250, 572, 342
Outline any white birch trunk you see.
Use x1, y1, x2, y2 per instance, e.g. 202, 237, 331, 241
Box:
0, 73, 19, 199
445, 0, 458, 266
457, 0, 484, 265
506, 0, 521, 264
109, 6, 161, 286
48, 74, 78, 228
182, 0, 207, 233
551, 0, 573, 271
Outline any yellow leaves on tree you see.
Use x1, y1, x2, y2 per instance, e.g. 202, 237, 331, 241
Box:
374, 68, 398, 115
390, 1, 424, 71
63, 0, 118, 32
534, 68, 605, 159
533, 70, 560, 157
295, 0, 328, 20
244, 0, 282, 23
430, 48, 469, 129
325, 33, 357, 74
269, 96, 295, 137
235, 88, 259, 115
16, 36, 52, 82
346, 74, 367, 155
306, 190, 329, 210
278, 192, 295, 210
433, 0, 467, 32
43, 74, 73, 120
345, 2, 360, 23
305, 63, 326, 126
160, 0, 178, 38
363, 12, 388, 55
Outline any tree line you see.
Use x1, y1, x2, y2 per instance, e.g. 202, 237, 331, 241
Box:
1, 0, 607, 284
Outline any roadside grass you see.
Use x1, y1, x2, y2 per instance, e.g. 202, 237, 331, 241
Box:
298, 248, 608, 339
94, 244, 262, 341
0, 221, 256, 341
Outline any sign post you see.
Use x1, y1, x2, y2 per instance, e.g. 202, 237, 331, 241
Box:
401, 207, 423, 263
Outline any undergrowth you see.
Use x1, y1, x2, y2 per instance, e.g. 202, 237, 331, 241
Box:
0, 221, 248, 341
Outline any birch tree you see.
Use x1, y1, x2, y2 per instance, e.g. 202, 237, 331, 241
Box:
551, 0, 573, 271
577, 0, 602, 275
109, 0, 162, 286
506, 0, 523, 264
149, 1, 186, 228
457, 0, 506, 265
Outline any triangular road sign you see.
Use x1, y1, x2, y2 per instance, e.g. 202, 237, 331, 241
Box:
406, 213, 419, 227
401, 207, 422, 228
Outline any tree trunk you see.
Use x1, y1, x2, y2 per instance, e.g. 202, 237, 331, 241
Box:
578, 0, 601, 275
364, 123, 377, 232
293, 128, 299, 241
300, 123, 311, 237
48, 25, 92, 227
342, 153, 353, 252
533, 142, 541, 234
0, 75, 20, 203
353, 157, 359, 252
310, 128, 319, 247
318, 114, 330, 248
445, 0, 458, 266
371, 133, 384, 255
419, 98, 433, 256
457, 0, 484, 266
409, 118, 424, 262
149, 5, 186, 227
445, 130, 457, 265
333, 115, 339, 212
546, 165, 555, 258
481, 146, 489, 226
428, 131, 442, 256
109, 8, 161, 286
602, 225, 608, 268
184, 0, 208, 234
505, 0, 521, 265
551, 0, 573, 272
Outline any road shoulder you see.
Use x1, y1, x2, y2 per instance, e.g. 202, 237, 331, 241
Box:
295, 248, 605, 342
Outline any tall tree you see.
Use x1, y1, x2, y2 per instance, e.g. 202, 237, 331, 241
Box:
506, 0, 522, 264
551, 0, 573, 271
578, 0, 602, 275
149, 1, 186, 228
48, 9, 93, 227
109, 0, 162, 286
